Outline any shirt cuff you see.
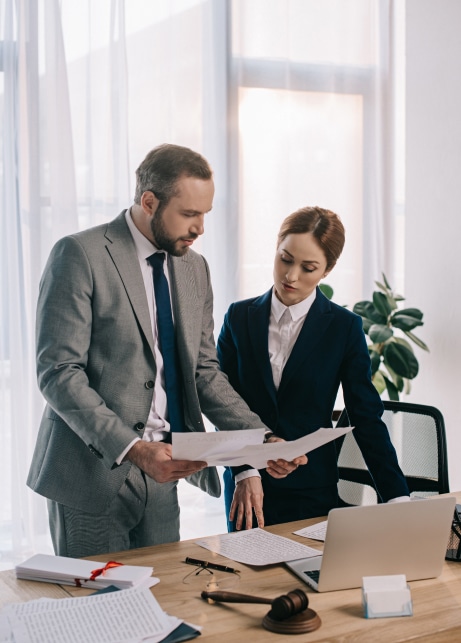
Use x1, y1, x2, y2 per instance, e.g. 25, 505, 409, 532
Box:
234, 468, 261, 483
116, 437, 141, 465
387, 496, 411, 503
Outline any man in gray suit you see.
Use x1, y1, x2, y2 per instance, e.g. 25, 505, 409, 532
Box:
28, 144, 305, 557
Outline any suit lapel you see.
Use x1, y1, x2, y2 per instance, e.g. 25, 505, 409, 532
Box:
278, 289, 334, 396
248, 290, 277, 404
104, 212, 155, 355
168, 252, 201, 369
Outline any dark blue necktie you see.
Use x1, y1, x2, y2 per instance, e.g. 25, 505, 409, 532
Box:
148, 252, 185, 432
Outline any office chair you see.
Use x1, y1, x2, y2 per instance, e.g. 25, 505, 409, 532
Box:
334, 401, 450, 506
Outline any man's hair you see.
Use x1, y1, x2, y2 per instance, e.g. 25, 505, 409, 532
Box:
134, 144, 213, 205
277, 206, 345, 271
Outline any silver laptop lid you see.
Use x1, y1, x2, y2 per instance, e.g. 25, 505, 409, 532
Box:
287, 496, 455, 592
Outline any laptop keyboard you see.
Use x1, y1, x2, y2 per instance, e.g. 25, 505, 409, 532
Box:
304, 570, 320, 583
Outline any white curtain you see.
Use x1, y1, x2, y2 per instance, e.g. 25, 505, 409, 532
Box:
0, 0, 401, 567
231, 0, 401, 307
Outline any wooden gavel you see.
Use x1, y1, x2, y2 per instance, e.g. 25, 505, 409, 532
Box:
201, 588, 309, 621
201, 588, 321, 634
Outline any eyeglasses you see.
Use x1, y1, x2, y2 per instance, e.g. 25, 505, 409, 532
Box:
182, 557, 240, 591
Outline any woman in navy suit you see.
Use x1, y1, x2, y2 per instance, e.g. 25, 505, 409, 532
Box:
218, 206, 409, 530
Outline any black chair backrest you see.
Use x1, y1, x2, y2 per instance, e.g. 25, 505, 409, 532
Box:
335, 400, 450, 506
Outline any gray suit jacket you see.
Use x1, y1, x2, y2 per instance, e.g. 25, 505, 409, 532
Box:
27, 212, 265, 515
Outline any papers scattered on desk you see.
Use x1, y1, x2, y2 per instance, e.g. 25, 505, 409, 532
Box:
196, 528, 320, 566
0, 586, 200, 643
15, 554, 157, 590
172, 425, 354, 469
293, 520, 328, 541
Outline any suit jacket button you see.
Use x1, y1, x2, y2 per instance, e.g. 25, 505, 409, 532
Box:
134, 422, 144, 431
145, 380, 154, 389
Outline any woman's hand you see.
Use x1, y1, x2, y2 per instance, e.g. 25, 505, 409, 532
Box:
265, 435, 308, 478
229, 477, 265, 530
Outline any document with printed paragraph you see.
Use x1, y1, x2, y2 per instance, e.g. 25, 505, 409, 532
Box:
0, 586, 198, 643
173, 426, 354, 468
196, 528, 321, 566
294, 520, 328, 541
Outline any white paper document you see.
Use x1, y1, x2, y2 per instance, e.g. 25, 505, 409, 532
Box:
196, 528, 321, 566
293, 520, 328, 541
0, 586, 186, 643
173, 425, 354, 468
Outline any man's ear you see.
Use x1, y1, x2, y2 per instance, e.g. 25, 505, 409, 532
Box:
140, 190, 159, 217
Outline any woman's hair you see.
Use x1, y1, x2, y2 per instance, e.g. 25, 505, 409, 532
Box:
277, 206, 345, 271
134, 143, 213, 204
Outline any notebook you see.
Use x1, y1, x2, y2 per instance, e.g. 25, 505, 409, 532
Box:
286, 496, 456, 592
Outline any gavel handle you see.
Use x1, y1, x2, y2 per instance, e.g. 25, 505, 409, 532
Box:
201, 590, 272, 605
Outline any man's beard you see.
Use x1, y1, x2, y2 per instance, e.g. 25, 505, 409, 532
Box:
150, 204, 195, 257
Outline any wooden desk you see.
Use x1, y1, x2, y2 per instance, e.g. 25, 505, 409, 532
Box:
2, 496, 461, 642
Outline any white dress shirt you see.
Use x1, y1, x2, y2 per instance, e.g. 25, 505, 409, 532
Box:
116, 209, 173, 463
269, 288, 317, 389
235, 288, 316, 482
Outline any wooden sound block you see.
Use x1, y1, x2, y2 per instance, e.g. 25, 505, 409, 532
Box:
262, 607, 322, 634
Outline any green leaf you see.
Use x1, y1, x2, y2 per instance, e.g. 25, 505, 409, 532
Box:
383, 375, 400, 401
391, 314, 424, 331
381, 273, 391, 290
372, 370, 387, 395
353, 301, 387, 324
383, 343, 419, 379
375, 280, 388, 293
369, 349, 381, 375
387, 294, 398, 311
319, 283, 334, 300
395, 307, 423, 320
404, 330, 430, 352
373, 291, 392, 317
394, 337, 415, 353
382, 363, 404, 392
391, 372, 405, 392
368, 324, 393, 343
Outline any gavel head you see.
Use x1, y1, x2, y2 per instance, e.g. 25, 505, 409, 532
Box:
269, 589, 309, 621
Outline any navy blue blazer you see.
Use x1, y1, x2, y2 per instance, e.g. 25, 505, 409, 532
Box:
217, 287, 409, 501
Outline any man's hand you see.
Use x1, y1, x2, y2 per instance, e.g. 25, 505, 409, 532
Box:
229, 477, 264, 530
126, 441, 207, 483
265, 435, 308, 479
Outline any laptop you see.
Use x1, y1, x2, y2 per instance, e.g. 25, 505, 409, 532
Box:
286, 496, 455, 592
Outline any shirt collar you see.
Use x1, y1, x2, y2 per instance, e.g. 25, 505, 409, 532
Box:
271, 287, 317, 323
125, 208, 159, 263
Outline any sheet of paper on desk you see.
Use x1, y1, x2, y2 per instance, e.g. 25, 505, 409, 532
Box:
294, 520, 328, 541
0, 586, 199, 643
196, 528, 321, 565
173, 425, 354, 468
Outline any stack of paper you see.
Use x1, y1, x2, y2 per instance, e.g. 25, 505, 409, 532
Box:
16, 554, 156, 590
0, 586, 201, 643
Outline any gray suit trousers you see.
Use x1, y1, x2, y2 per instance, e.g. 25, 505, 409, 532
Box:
48, 465, 179, 557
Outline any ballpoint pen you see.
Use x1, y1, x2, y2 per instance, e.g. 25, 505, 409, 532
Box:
184, 556, 240, 574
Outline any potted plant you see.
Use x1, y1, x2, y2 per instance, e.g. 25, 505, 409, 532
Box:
320, 274, 429, 400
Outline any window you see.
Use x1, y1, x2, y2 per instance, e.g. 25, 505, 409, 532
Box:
230, 0, 402, 305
